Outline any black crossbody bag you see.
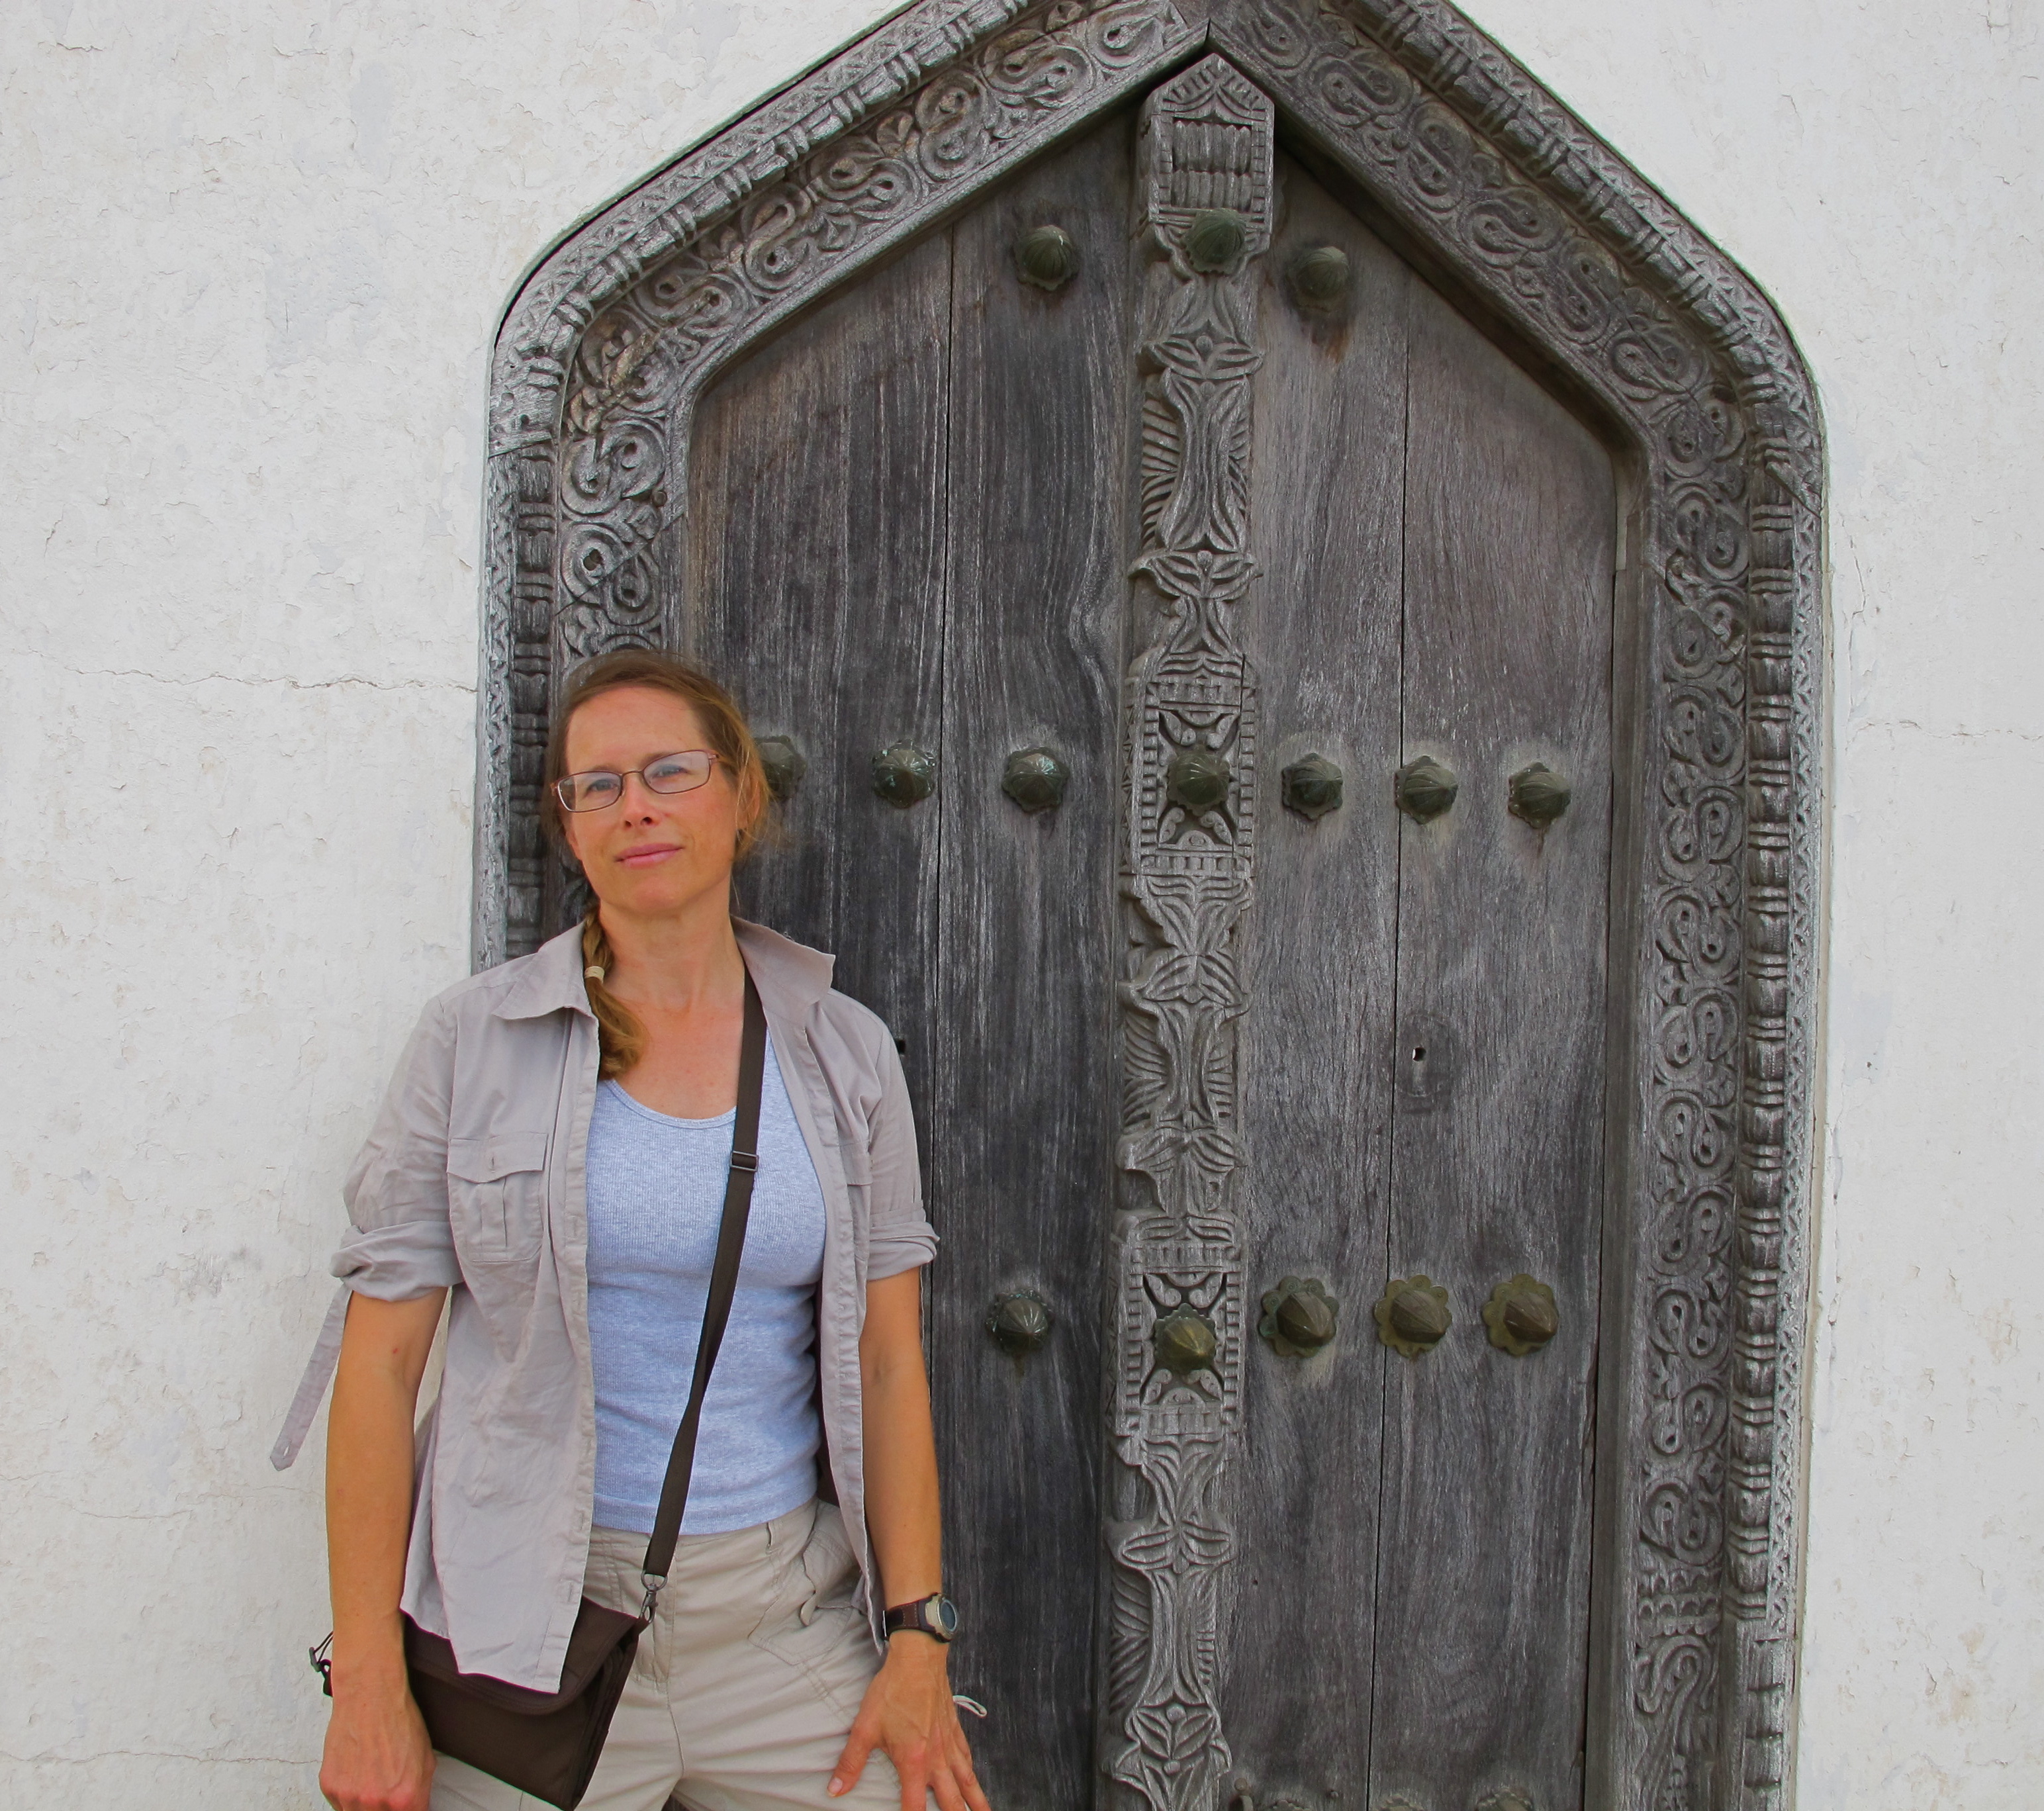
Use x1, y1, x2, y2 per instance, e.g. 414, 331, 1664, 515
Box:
315, 974, 768, 1811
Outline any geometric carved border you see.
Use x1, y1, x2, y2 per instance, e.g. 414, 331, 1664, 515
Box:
475, 5, 1824, 1807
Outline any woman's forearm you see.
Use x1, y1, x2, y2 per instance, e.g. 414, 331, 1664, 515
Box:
858, 1268, 942, 1608
326, 1291, 447, 1694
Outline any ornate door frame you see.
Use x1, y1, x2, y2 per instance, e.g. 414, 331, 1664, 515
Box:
473, 5, 1826, 1808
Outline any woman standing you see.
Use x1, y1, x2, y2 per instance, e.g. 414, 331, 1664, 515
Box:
289, 651, 986, 1811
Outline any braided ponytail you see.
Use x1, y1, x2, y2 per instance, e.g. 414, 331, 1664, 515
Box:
580, 911, 645, 1079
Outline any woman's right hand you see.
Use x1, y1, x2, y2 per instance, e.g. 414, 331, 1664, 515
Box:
319, 1667, 436, 1811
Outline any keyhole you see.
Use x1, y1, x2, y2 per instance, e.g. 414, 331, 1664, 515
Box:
1399, 1018, 1449, 1110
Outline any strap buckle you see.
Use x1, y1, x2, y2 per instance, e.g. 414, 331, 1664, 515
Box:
641, 1572, 667, 1620
729, 1150, 759, 1174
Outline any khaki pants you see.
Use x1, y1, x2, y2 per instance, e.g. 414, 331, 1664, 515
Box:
432, 1501, 902, 1811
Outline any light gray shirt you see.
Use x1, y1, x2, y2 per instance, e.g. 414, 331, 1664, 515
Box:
586, 1046, 828, 1537
271, 921, 936, 1692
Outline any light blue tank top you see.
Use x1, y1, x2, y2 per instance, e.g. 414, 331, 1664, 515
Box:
584, 1039, 828, 1536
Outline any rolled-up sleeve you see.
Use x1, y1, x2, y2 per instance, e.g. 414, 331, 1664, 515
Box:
271, 998, 464, 1469
332, 996, 463, 1299
864, 1025, 937, 1281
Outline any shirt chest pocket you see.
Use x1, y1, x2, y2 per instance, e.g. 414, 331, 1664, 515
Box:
446, 1132, 550, 1266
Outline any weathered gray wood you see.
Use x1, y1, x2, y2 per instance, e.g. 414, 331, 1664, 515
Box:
1368, 278, 1616, 1811
684, 232, 952, 1125
1221, 158, 1411, 1808
928, 112, 1136, 1804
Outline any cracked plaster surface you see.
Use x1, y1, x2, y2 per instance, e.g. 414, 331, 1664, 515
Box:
3, 1, 2041, 1806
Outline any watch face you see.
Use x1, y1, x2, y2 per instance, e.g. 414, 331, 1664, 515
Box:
932, 1595, 960, 1640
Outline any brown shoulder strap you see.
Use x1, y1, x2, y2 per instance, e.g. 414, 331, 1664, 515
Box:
640, 970, 767, 1592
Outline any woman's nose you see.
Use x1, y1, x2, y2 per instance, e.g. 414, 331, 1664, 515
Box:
618, 772, 662, 813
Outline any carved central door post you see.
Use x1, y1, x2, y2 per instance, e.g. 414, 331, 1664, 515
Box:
1107, 56, 1275, 1811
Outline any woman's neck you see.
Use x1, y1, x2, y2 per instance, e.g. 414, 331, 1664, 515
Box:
597, 890, 745, 1014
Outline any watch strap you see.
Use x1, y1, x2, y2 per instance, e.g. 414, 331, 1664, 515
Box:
884, 1595, 954, 1642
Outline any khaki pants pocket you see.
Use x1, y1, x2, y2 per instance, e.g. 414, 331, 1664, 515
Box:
752, 1504, 874, 1720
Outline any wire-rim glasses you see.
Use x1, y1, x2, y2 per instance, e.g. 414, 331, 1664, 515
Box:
555, 750, 720, 813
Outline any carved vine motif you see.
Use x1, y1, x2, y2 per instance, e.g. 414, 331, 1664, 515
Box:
1107, 56, 1274, 1811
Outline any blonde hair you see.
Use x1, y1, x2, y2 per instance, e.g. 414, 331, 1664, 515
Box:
544, 649, 769, 1079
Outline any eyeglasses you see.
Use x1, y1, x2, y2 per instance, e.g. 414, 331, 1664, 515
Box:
555, 750, 720, 813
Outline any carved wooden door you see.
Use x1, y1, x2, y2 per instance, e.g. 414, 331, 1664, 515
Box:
683, 56, 1612, 1811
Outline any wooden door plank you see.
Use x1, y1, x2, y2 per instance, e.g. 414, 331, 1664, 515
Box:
684, 234, 953, 1112
930, 110, 1137, 1806
1224, 157, 1411, 1809
1369, 282, 1616, 1811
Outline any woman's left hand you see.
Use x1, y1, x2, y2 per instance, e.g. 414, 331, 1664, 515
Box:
830, 1634, 991, 1811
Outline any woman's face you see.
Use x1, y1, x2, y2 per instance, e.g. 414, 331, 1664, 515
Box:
559, 686, 753, 922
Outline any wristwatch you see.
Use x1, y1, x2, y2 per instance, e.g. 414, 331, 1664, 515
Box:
884, 1593, 960, 1644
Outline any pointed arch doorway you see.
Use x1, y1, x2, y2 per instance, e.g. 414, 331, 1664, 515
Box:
476, 9, 1824, 1811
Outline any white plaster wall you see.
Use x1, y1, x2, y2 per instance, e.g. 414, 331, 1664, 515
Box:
0, 2, 2035, 1806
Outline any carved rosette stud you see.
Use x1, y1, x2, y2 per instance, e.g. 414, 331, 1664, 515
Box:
1153, 1305, 1221, 1375
1184, 207, 1248, 273
1015, 224, 1078, 291
1287, 244, 1350, 310
871, 743, 936, 809
1002, 747, 1070, 813
1481, 1276, 1558, 1356
1258, 1276, 1338, 1357
1165, 747, 1231, 814
1109, 56, 1274, 1811
1373, 1276, 1451, 1358
756, 735, 807, 804
1280, 753, 1342, 821
986, 1290, 1052, 1366
1394, 755, 1458, 823
1507, 762, 1570, 827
